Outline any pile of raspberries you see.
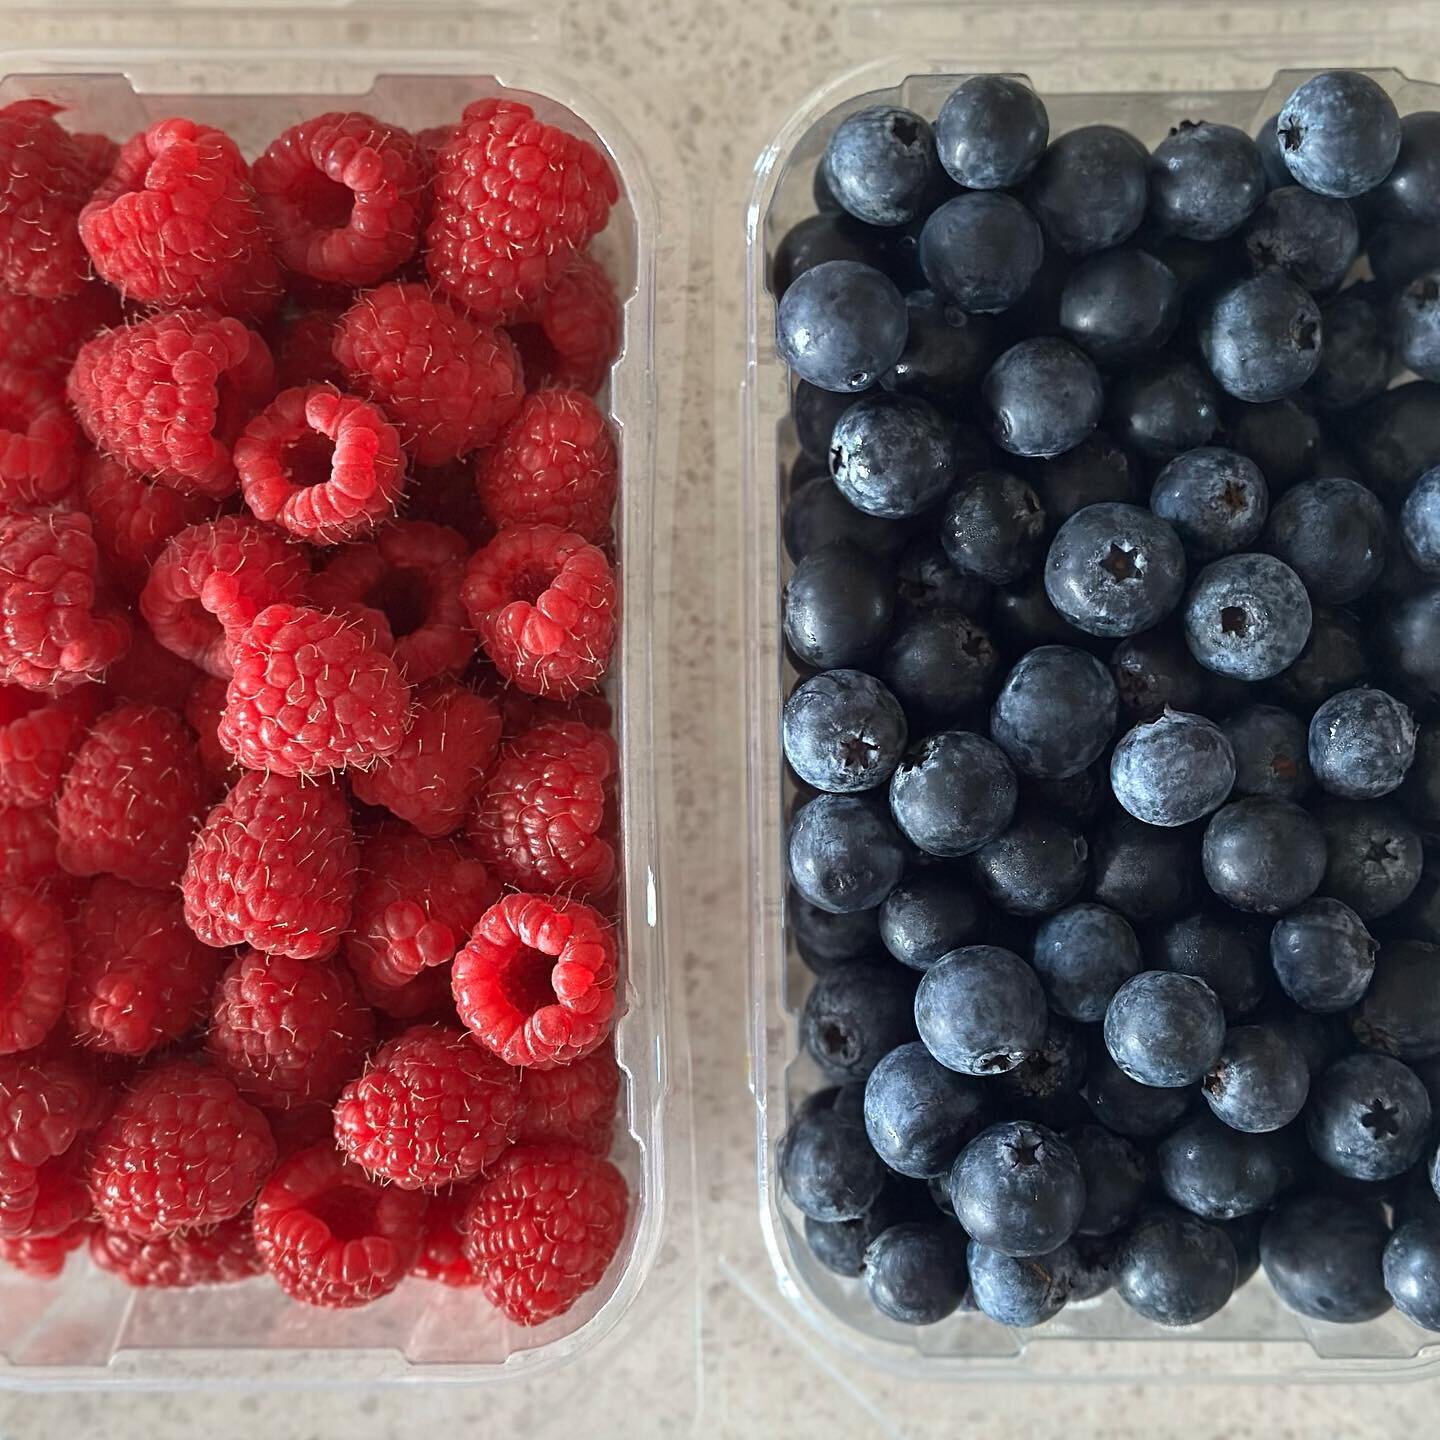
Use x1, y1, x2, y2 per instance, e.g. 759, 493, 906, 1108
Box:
0, 94, 631, 1325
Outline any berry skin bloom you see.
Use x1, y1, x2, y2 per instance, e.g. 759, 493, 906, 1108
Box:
452, 892, 618, 1069
217, 602, 412, 776
0, 286, 120, 377
67, 308, 276, 498
55, 704, 207, 889
207, 947, 375, 1112
469, 719, 617, 899
462, 1142, 628, 1325
510, 250, 622, 395
252, 1142, 426, 1308
251, 112, 426, 288
461, 523, 617, 698
90, 1211, 262, 1288
0, 888, 72, 1056
0, 1221, 89, 1278
411, 1182, 481, 1285
426, 99, 619, 324
332, 282, 525, 466
87, 1058, 276, 1238
79, 116, 282, 318
183, 769, 357, 961
0, 685, 93, 809
515, 1043, 620, 1154
334, 1022, 520, 1191
474, 389, 618, 543
66, 877, 222, 1057
0, 364, 82, 507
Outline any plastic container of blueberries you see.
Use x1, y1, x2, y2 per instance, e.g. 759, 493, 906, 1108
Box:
741, 0, 1440, 1384
0, 0, 693, 1398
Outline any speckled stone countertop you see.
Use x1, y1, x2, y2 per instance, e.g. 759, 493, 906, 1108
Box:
6, 1, 1440, 1435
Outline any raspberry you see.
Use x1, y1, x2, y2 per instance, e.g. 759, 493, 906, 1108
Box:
183, 770, 356, 960
473, 668, 614, 740
207, 947, 375, 1112
461, 524, 616, 698
333, 282, 525, 465
412, 1183, 479, 1285
452, 892, 618, 1069
252, 112, 426, 288
510, 251, 622, 395
140, 516, 310, 678
55, 705, 206, 889
404, 458, 495, 546
334, 1022, 519, 1191
0, 99, 111, 299
469, 720, 617, 899
0, 1048, 101, 1237
474, 390, 617, 543
0, 508, 131, 693
351, 681, 500, 837
309, 521, 475, 684
515, 1044, 620, 1154
87, 1058, 276, 1238
79, 116, 282, 318
0, 804, 62, 890
0, 287, 120, 377
0, 1221, 88, 1278
66, 878, 222, 1056
266, 1102, 336, 1157
183, 673, 234, 786
462, 1142, 628, 1325
270, 306, 346, 391
252, 1142, 425, 1308
0, 889, 72, 1056
218, 602, 412, 776
414, 124, 456, 169
90, 1211, 262, 1288
0, 365, 80, 509
68, 308, 276, 498
0, 686, 91, 808
426, 99, 618, 324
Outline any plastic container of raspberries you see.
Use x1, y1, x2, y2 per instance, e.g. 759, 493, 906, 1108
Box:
744, 3, 1440, 1384
0, 1, 684, 1393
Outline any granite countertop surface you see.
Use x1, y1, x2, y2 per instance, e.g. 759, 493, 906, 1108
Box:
4, 1, 1440, 1434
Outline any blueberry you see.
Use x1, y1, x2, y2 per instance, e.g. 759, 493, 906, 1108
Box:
1316, 798, 1423, 921
1369, 218, 1440, 291
1277, 71, 1401, 199
917, 192, 1043, 316
1109, 626, 1212, 724
983, 338, 1103, 460
967, 1239, 1075, 1326
1262, 1194, 1393, 1323
1242, 186, 1359, 292
991, 1016, 1089, 1119
972, 811, 1089, 917
1020, 762, 1107, 826
1105, 971, 1225, 1089
1110, 710, 1236, 828
1067, 1234, 1118, 1302
1082, 1045, 1194, 1139
789, 887, 882, 974
777, 260, 909, 393
783, 670, 908, 794
801, 960, 917, 1082
779, 1102, 887, 1222
1394, 272, 1440, 389
1059, 249, 1181, 364
829, 391, 960, 520
1090, 809, 1198, 925
989, 645, 1117, 780
1182, 553, 1312, 681
771, 213, 876, 296
1397, 860, 1440, 943
1149, 120, 1266, 241
783, 542, 894, 671
989, 573, 1093, 655
1114, 1205, 1237, 1326
1145, 230, 1246, 300
822, 105, 939, 228
789, 793, 908, 915
888, 731, 1017, 860
1201, 796, 1327, 914
1340, 379, 1440, 507
1377, 111, 1440, 225
1025, 125, 1148, 256
804, 1176, 916, 1276
1221, 396, 1320, 490
1400, 726, 1440, 837
794, 379, 862, 463
1228, 1212, 1266, 1286
1028, 902, 1142, 1024
1199, 273, 1322, 403
1067, 1123, 1150, 1236
1384, 1217, 1440, 1330
1278, 1007, 1352, 1079
1158, 1110, 1301, 1220
1027, 433, 1140, 532
1307, 1051, 1432, 1181
1106, 359, 1220, 461
935, 75, 1049, 189
1267, 477, 1389, 607
1155, 910, 1270, 1018
894, 533, 991, 616
1149, 447, 1268, 562
1402, 466, 1440, 577
1255, 111, 1291, 189
862, 1221, 968, 1324
1354, 940, 1440, 1061
1308, 686, 1416, 800
881, 290, 997, 408
881, 610, 1001, 726
864, 1041, 988, 1178
1305, 285, 1393, 411
950, 1121, 1085, 1257
1200, 1023, 1310, 1133
783, 475, 910, 562
878, 869, 986, 974
1270, 898, 1377, 1013
1267, 606, 1369, 714
914, 944, 1048, 1076
1377, 586, 1440, 709
1222, 705, 1312, 803
941, 470, 1047, 584
795, 1081, 867, 1127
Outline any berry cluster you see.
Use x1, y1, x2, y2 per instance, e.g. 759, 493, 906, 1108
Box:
0, 91, 630, 1325
777, 72, 1440, 1335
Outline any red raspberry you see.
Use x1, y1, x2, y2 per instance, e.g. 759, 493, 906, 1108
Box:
0, 1221, 88, 1278
270, 306, 346, 391
90, 1211, 262, 1288
412, 1183, 479, 1285
0, 686, 91, 808
87, 1058, 276, 1238
183, 770, 356, 960
414, 124, 456, 169
515, 1044, 620, 1154
79, 117, 282, 318
218, 602, 412, 776
0, 1048, 101, 1237
462, 1142, 628, 1325
183, 673, 234, 786
266, 1102, 336, 1157
55, 705, 206, 889
66, 878, 222, 1056
252, 1142, 425, 1308
334, 1022, 519, 1191
0, 508, 131, 693
0, 100, 111, 299
100, 625, 204, 712
452, 892, 618, 1069
333, 282, 525, 465
473, 668, 614, 740
67, 308, 276, 498
0, 287, 120, 377
461, 524, 616, 699
510, 251, 621, 395
351, 681, 500, 838
308, 521, 474, 684
141, 515, 310, 678
207, 947, 375, 1112
0, 365, 81, 508
252, 112, 426, 288
404, 458, 495, 546
474, 390, 617, 543
469, 720, 617, 899
426, 99, 618, 324
0, 889, 72, 1056
0, 804, 62, 890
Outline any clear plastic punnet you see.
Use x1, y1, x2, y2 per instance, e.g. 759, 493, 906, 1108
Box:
742, 1, 1440, 1383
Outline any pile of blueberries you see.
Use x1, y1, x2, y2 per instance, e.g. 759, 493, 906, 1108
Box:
775, 69, 1440, 1333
